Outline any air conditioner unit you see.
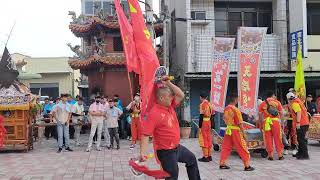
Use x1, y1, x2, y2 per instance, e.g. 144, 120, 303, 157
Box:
191, 11, 206, 20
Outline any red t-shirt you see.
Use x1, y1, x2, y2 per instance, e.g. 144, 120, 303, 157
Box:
142, 99, 180, 150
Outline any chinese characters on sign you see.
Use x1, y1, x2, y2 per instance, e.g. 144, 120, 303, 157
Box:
290, 30, 304, 60
211, 38, 235, 113
238, 27, 267, 115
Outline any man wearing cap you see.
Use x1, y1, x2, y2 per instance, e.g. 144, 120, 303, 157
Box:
219, 94, 254, 171
140, 77, 201, 180
258, 91, 284, 160
286, 92, 310, 159
197, 93, 213, 162
127, 93, 141, 149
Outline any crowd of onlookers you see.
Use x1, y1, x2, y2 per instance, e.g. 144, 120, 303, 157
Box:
32, 93, 134, 153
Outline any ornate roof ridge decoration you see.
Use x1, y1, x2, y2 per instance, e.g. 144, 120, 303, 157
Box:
15, 59, 27, 67
69, 15, 164, 37
68, 53, 125, 69
69, 16, 119, 37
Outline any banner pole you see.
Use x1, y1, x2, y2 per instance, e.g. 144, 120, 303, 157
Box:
127, 70, 134, 101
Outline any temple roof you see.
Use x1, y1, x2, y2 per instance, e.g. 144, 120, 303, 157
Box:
69, 16, 163, 37
68, 53, 125, 70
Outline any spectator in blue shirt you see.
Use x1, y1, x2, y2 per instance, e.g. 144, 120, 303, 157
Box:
114, 94, 123, 110
67, 94, 76, 105
43, 99, 55, 117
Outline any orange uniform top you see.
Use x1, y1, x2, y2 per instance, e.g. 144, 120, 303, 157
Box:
223, 105, 243, 126
258, 98, 283, 119
200, 100, 214, 118
290, 98, 309, 126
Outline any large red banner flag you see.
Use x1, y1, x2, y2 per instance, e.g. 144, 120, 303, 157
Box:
127, 0, 160, 118
211, 38, 235, 113
114, 0, 140, 74
237, 27, 267, 115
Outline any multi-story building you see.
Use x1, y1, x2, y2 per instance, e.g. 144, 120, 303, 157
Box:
289, 0, 320, 96
68, 0, 163, 105
17, 56, 80, 99
161, 0, 320, 121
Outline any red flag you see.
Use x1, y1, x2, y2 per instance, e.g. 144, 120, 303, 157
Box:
114, 0, 140, 74
128, 0, 160, 118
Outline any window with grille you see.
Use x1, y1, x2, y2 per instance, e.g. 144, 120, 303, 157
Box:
307, 3, 320, 35
214, 2, 272, 36
191, 11, 206, 20
85, 1, 94, 15
113, 37, 123, 51
171, 10, 176, 48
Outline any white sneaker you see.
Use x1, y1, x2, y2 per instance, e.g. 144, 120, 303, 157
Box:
292, 149, 298, 155
97, 148, 102, 151
129, 144, 135, 150
76, 142, 81, 146
283, 150, 288, 155
86, 148, 91, 152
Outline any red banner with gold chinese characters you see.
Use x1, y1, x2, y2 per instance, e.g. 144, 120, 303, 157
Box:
211, 38, 235, 113
238, 27, 267, 115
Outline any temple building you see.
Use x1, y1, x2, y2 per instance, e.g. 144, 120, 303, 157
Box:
68, 0, 163, 105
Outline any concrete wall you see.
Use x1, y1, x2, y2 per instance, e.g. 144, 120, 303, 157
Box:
21, 57, 80, 96
22, 73, 75, 96
292, 35, 320, 71
272, 0, 288, 69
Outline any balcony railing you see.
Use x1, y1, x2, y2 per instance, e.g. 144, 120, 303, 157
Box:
190, 34, 281, 73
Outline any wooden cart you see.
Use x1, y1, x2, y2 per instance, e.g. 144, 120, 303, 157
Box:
0, 83, 34, 152
307, 114, 320, 143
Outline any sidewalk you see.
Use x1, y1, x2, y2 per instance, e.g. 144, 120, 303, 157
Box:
1, 135, 320, 180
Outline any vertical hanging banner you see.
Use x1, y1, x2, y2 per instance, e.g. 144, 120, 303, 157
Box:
211, 38, 235, 113
238, 27, 267, 115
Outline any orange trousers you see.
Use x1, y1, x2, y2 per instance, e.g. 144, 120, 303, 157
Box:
198, 121, 212, 157
220, 130, 250, 167
131, 117, 141, 144
263, 120, 283, 157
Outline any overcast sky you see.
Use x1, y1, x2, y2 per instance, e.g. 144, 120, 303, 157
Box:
0, 0, 159, 57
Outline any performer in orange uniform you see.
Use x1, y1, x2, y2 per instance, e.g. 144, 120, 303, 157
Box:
286, 92, 310, 160
219, 94, 254, 171
198, 94, 213, 162
127, 93, 141, 149
283, 103, 298, 154
258, 91, 284, 161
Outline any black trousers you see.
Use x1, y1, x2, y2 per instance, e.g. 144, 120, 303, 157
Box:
44, 126, 57, 139
108, 127, 120, 146
156, 145, 201, 180
286, 120, 297, 149
297, 125, 309, 158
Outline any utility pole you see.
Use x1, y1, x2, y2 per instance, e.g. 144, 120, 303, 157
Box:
145, 0, 155, 46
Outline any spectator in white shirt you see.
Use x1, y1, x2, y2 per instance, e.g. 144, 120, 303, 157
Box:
101, 97, 110, 147
71, 97, 85, 146
86, 96, 105, 152
52, 94, 73, 153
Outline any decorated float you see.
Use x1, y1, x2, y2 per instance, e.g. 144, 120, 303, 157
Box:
307, 114, 320, 143
0, 47, 35, 151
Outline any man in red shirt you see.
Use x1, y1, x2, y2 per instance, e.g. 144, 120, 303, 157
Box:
140, 77, 201, 180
